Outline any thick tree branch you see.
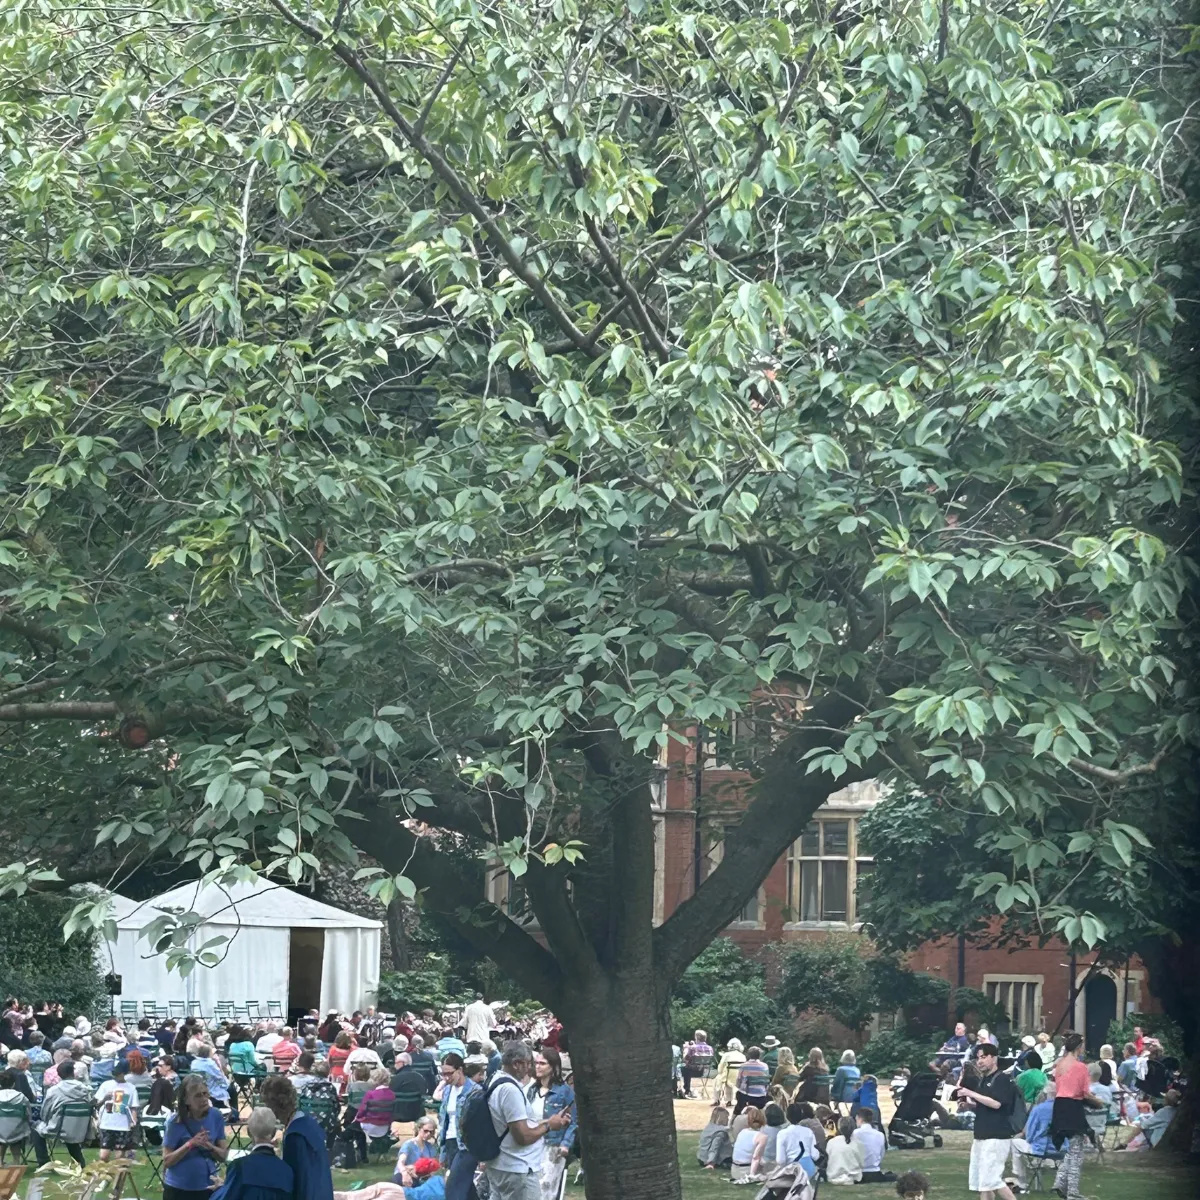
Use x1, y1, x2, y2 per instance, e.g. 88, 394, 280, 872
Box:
267, 0, 595, 354
0, 609, 66, 650
341, 795, 564, 1004
1068, 749, 1167, 783
0, 700, 118, 721
654, 692, 872, 980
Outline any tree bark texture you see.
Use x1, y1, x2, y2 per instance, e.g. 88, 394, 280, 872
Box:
562, 974, 681, 1200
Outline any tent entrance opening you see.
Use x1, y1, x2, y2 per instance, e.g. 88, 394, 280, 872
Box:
288, 928, 324, 1019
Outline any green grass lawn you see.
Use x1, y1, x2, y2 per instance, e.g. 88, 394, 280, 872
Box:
10, 1130, 1197, 1199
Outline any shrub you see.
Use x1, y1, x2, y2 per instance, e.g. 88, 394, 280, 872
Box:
673, 939, 764, 1007
672, 982, 785, 1047
1106, 1012, 1184, 1059
952, 986, 1007, 1030
0, 894, 106, 1018
858, 1029, 945, 1076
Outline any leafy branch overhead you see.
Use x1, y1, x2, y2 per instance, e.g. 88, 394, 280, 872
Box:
0, 0, 1192, 985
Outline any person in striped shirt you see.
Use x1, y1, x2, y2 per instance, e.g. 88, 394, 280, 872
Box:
734, 1047, 772, 1116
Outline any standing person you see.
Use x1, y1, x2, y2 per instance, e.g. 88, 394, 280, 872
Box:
1131, 1026, 1145, 1055
955, 1043, 1018, 1200
1050, 1033, 1102, 1200
163, 1076, 229, 1200
94, 1059, 140, 1161
437, 1053, 478, 1168
527, 1048, 575, 1200
480, 1042, 569, 1200
463, 996, 497, 1049
734, 1047, 772, 1116
260, 1073, 334, 1200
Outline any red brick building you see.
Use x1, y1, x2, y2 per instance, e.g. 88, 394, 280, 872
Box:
647, 730, 1160, 1051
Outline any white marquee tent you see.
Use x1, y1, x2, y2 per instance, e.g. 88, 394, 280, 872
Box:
103, 877, 381, 1016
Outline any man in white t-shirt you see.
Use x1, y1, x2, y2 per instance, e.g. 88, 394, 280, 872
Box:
93, 1061, 140, 1161
776, 1102, 818, 1166
484, 1042, 569, 1200
463, 994, 497, 1048
852, 1108, 889, 1181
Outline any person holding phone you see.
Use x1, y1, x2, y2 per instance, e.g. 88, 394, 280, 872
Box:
527, 1048, 575, 1200
163, 1076, 229, 1200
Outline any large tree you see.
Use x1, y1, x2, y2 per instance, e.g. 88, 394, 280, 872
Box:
0, 0, 1193, 1196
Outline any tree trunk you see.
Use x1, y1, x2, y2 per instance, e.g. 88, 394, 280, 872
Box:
386, 896, 410, 970
564, 973, 681, 1200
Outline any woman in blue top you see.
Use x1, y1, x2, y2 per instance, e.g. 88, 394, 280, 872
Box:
162, 1075, 229, 1200
528, 1048, 575, 1200
830, 1049, 861, 1109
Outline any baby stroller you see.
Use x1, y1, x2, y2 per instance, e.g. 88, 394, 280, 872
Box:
888, 1072, 945, 1150
751, 1162, 817, 1200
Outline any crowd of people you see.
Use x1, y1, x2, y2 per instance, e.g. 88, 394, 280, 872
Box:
683, 1020, 1185, 1200
0, 994, 573, 1200
0, 994, 1187, 1200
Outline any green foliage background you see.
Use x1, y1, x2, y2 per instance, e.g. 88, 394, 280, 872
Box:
0, 894, 107, 1018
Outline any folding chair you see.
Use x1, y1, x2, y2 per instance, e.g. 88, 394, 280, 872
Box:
186, 1001, 203, 1020
0, 1166, 25, 1200
245, 1002, 262, 1021
0, 1099, 30, 1163
45, 1101, 92, 1162
232, 1006, 250, 1025
696, 1063, 715, 1101
136, 1112, 168, 1187
267, 1001, 284, 1021
213, 1002, 235, 1024
120, 1002, 139, 1024
141, 1002, 161, 1020
1023, 1153, 1063, 1192
170, 1001, 186, 1020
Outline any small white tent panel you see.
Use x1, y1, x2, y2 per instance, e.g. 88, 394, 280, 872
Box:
106, 878, 381, 1015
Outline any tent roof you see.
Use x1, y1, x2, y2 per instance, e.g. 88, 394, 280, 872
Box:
113, 876, 381, 931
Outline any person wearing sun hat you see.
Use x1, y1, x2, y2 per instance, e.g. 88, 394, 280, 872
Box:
761, 1035, 783, 1076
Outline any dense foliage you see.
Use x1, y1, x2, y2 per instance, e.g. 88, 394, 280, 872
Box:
0, 896, 108, 1019
777, 934, 949, 1032
0, 0, 1193, 1194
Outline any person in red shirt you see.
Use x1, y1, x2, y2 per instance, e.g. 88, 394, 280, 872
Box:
1132, 1026, 1145, 1055
273, 1028, 301, 1072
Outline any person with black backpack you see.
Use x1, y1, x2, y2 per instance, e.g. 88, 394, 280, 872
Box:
457, 1041, 570, 1200
956, 1043, 1020, 1200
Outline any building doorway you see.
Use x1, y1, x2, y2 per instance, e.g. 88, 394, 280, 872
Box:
1084, 974, 1117, 1054
288, 928, 324, 1022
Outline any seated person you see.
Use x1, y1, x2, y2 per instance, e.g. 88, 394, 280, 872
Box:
396, 1116, 439, 1173
852, 1107, 893, 1183
730, 1105, 765, 1180
354, 1067, 397, 1146
849, 1075, 879, 1124
826, 1116, 865, 1185
1120, 1089, 1180, 1151
894, 1170, 931, 1200
211, 1108, 295, 1200
697, 1104, 733, 1169
333, 1157, 444, 1200
1009, 1082, 1056, 1191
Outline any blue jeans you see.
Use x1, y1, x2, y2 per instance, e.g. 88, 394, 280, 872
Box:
445, 1143, 480, 1200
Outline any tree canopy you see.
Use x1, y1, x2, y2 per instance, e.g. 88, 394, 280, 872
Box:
0, 0, 1194, 1194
